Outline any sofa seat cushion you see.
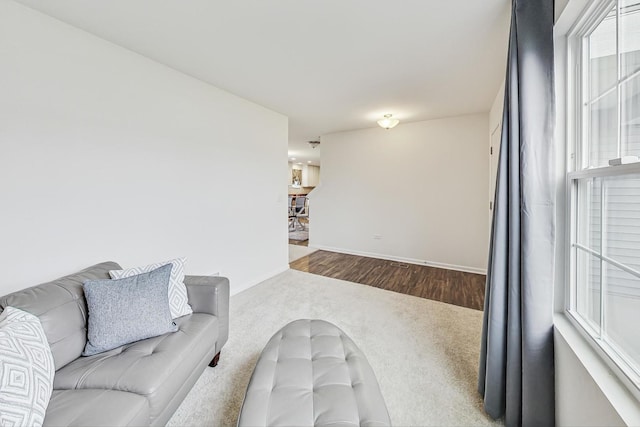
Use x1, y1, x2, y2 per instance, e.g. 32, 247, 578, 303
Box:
44, 389, 149, 427
53, 313, 218, 422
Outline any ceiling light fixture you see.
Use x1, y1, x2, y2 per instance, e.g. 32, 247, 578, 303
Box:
308, 140, 320, 149
377, 114, 399, 130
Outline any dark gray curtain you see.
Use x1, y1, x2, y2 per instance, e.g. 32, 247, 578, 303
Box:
478, 0, 556, 426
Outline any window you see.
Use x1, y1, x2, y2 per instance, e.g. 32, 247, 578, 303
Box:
568, 0, 640, 390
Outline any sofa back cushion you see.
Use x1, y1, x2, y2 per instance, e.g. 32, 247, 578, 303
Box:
0, 262, 121, 370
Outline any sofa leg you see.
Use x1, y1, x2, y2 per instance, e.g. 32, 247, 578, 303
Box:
209, 351, 221, 367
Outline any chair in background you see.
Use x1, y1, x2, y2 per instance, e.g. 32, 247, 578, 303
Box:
288, 196, 296, 231
293, 196, 308, 230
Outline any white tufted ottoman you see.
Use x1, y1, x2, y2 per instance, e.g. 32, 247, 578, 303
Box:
237, 319, 391, 427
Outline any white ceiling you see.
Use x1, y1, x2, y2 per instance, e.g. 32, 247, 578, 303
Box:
15, 0, 510, 164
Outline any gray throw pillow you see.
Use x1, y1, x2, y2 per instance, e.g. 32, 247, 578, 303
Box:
82, 264, 178, 356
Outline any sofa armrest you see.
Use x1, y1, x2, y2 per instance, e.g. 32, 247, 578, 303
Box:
184, 275, 229, 353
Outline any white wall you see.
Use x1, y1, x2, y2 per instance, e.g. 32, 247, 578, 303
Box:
556, 0, 571, 22
489, 82, 505, 133
555, 324, 627, 427
555, 317, 640, 426
488, 81, 505, 230
311, 114, 490, 274
0, 0, 289, 296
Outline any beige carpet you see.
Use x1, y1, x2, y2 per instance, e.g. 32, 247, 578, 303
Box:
168, 269, 502, 427
288, 244, 318, 263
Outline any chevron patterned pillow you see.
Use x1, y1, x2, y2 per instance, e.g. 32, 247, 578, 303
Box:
0, 307, 55, 427
109, 257, 193, 319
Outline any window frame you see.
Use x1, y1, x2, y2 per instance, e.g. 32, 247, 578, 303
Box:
566, 0, 640, 400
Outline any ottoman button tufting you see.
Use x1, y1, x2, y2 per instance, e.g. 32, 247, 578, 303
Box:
237, 319, 391, 427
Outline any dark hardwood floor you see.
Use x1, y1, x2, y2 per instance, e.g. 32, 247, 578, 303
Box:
289, 250, 486, 310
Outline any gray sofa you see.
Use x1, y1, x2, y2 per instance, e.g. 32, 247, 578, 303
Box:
0, 261, 230, 427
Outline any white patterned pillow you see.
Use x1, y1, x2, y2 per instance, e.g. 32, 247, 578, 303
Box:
0, 307, 55, 427
109, 258, 192, 319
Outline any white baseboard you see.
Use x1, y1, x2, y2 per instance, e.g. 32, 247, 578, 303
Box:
308, 244, 487, 275
230, 264, 290, 296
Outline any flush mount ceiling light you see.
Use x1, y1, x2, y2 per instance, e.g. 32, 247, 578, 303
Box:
377, 114, 399, 129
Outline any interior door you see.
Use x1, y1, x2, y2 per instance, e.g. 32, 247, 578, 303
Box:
489, 122, 502, 225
